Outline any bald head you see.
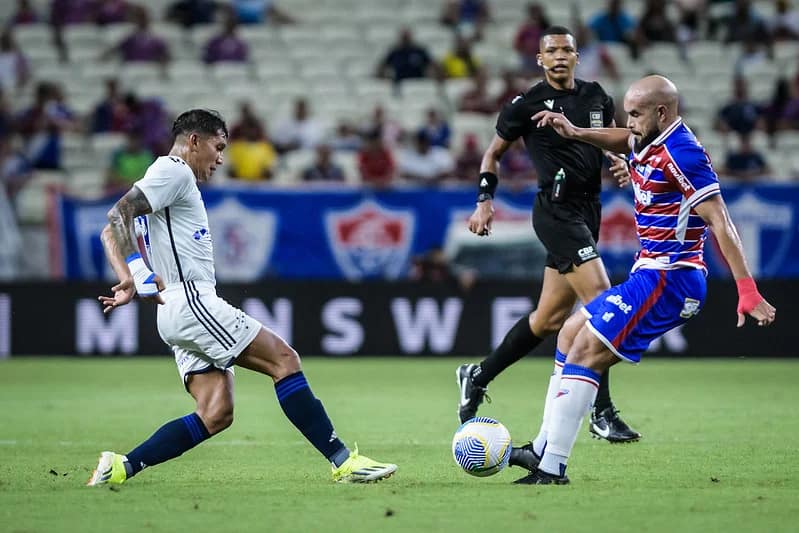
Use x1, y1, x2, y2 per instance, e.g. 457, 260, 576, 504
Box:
624, 75, 681, 151
626, 75, 680, 114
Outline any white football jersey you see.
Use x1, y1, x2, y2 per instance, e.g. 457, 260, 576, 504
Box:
134, 155, 215, 286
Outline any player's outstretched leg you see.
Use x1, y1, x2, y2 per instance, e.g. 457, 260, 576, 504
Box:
87, 371, 230, 486
589, 369, 642, 443
456, 314, 543, 422
237, 328, 396, 483
507, 347, 567, 472
87, 413, 215, 486
515, 325, 617, 486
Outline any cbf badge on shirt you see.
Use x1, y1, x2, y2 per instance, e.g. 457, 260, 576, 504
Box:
590, 109, 603, 128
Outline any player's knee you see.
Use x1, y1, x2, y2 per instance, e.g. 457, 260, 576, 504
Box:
271, 341, 301, 380
566, 326, 608, 372
530, 310, 568, 337
199, 404, 234, 435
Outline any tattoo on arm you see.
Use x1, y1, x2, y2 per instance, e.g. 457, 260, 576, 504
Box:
107, 186, 153, 259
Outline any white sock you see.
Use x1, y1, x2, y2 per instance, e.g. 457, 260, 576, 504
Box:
538, 363, 600, 477
532, 349, 566, 457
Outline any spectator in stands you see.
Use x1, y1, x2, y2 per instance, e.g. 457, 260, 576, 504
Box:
441, 35, 481, 79
674, 0, 705, 43
122, 93, 172, 155
377, 28, 436, 85
770, 0, 799, 41
0, 91, 13, 139
494, 69, 523, 109
722, 134, 770, 180
227, 120, 277, 181
459, 68, 495, 114
272, 97, 323, 153
499, 139, 536, 186
0, 30, 30, 93
715, 77, 762, 137
329, 121, 362, 152
722, 0, 772, 53
573, 23, 620, 82
588, 0, 638, 58
398, 130, 454, 184
440, 0, 491, 41
357, 129, 395, 187
418, 108, 451, 148
635, 0, 677, 47
763, 77, 791, 141
0, 134, 32, 198
453, 133, 482, 180
102, 6, 170, 66
167, 0, 218, 28
50, 0, 97, 62
231, 0, 294, 25
513, 3, 550, 76
362, 104, 402, 148
96, 0, 130, 26
203, 7, 249, 64
229, 101, 266, 140
91, 78, 131, 134
107, 129, 154, 191
302, 144, 345, 182
15, 82, 79, 170
8, 0, 40, 26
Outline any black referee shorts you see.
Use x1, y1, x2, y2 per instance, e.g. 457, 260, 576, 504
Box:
532, 191, 601, 274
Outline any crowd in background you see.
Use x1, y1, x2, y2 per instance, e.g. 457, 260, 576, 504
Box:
2, 0, 799, 212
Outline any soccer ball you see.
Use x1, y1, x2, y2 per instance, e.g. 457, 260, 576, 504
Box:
451, 417, 512, 477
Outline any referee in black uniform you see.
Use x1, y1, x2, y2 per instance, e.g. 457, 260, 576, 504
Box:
456, 26, 640, 474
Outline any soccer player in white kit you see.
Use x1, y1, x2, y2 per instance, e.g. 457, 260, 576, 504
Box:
87, 109, 397, 485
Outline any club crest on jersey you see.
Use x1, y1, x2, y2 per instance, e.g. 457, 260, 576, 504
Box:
589, 110, 603, 128
325, 200, 414, 280
634, 163, 655, 180
679, 298, 701, 318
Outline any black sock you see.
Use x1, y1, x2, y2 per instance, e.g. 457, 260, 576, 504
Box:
594, 368, 613, 413
472, 315, 543, 388
274, 371, 348, 465
125, 413, 210, 476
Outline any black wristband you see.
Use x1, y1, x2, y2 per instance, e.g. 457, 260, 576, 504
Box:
477, 172, 498, 201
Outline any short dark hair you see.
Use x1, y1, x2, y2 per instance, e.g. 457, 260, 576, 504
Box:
540, 25, 575, 41
172, 109, 228, 139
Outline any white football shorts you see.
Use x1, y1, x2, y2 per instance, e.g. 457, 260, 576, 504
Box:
157, 281, 262, 388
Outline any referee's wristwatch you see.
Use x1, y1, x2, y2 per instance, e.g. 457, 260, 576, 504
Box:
477, 192, 493, 203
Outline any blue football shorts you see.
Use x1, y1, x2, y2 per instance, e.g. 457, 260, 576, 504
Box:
581, 267, 707, 363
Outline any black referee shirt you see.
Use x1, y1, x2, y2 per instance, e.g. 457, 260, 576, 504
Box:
495, 79, 615, 195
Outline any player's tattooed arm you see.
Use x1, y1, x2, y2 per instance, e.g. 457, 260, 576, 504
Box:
102, 186, 153, 279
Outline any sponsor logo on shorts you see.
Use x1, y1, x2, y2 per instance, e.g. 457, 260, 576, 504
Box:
602, 311, 615, 322
556, 389, 569, 398
680, 297, 701, 318
605, 294, 633, 314
577, 246, 598, 260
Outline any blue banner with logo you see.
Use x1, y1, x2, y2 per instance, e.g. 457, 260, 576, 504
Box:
56, 184, 799, 280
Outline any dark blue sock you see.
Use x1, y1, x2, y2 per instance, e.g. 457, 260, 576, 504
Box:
125, 413, 210, 476
275, 372, 348, 464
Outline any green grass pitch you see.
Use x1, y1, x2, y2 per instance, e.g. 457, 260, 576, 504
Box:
1, 357, 797, 533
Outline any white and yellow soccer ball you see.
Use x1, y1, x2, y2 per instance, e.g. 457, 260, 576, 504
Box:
452, 417, 512, 477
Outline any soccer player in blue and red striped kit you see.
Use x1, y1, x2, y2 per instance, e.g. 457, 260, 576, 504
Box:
518, 75, 777, 484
